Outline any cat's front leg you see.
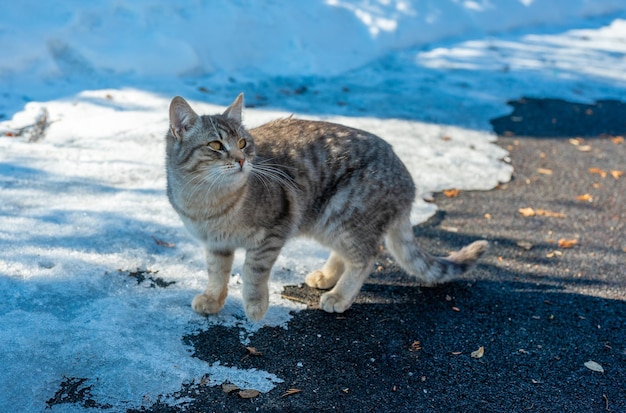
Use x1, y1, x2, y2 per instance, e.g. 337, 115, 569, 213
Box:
241, 240, 283, 321
192, 249, 234, 315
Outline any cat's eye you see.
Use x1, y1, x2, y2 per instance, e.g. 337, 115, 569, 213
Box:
238, 139, 247, 149
208, 141, 223, 151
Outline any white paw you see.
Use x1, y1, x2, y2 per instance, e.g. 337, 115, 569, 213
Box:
191, 293, 224, 315
305, 270, 336, 289
319, 292, 352, 313
244, 300, 268, 321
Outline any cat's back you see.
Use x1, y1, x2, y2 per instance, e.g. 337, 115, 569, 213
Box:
249, 117, 415, 198
250, 118, 399, 166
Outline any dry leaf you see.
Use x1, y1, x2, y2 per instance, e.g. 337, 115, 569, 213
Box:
546, 250, 563, 258
152, 235, 175, 248
484, 213, 492, 220
246, 347, 262, 357
589, 167, 607, 178
516, 241, 533, 250
443, 189, 460, 198
519, 207, 566, 218
518, 207, 536, 217
558, 239, 578, 249
452, 306, 460, 312
537, 168, 553, 175
569, 138, 583, 146
410, 341, 422, 352
610, 170, 623, 180
536, 209, 566, 218
584, 361, 604, 373
577, 145, 592, 152
222, 383, 240, 394
471, 346, 485, 359
440, 136, 452, 141
576, 194, 593, 202
451, 351, 462, 355
238, 389, 261, 399
281, 388, 303, 398
610, 136, 624, 144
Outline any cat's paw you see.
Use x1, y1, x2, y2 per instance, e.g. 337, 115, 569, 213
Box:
191, 293, 225, 315
319, 292, 352, 313
305, 270, 337, 289
244, 301, 268, 321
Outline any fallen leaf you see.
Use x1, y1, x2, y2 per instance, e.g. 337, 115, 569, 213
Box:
610, 136, 624, 144
440, 136, 452, 141
589, 167, 607, 178
451, 351, 463, 355
569, 137, 584, 146
518, 207, 536, 217
546, 250, 563, 258
584, 361, 604, 373
484, 213, 492, 220
152, 235, 175, 248
246, 347, 262, 357
558, 239, 578, 249
471, 346, 485, 359
410, 341, 422, 352
516, 241, 533, 250
443, 189, 460, 198
577, 145, 592, 152
281, 388, 303, 398
519, 207, 566, 218
222, 383, 240, 394
610, 170, 623, 180
576, 194, 593, 202
342, 388, 350, 394
452, 306, 461, 312
537, 168, 553, 175
238, 389, 261, 399
536, 209, 566, 218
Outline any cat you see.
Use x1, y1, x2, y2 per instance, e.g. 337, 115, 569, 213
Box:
166, 94, 487, 321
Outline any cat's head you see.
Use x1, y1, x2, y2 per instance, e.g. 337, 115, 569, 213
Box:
166, 94, 255, 187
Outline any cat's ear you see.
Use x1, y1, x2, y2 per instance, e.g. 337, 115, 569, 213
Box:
223, 93, 244, 123
169, 96, 198, 141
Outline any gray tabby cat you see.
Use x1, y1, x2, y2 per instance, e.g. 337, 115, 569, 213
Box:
166, 94, 487, 321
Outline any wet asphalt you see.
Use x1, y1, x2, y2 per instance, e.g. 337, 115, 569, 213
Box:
127, 97, 626, 413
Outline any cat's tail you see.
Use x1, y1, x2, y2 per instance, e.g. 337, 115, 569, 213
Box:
384, 217, 488, 285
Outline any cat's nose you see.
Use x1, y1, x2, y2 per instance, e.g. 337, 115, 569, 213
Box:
237, 159, 245, 170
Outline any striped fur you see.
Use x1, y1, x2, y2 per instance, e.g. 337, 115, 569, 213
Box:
166, 94, 488, 320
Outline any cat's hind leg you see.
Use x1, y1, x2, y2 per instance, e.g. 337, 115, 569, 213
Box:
192, 249, 234, 315
305, 251, 345, 289
319, 257, 375, 313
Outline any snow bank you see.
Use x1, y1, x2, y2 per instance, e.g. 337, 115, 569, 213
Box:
2, 0, 625, 82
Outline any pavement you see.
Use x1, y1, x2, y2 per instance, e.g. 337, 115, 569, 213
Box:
129, 97, 625, 413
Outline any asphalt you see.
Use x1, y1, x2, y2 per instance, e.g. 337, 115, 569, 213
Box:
130, 97, 625, 413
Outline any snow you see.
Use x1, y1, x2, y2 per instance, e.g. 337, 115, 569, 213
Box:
1, 1, 625, 411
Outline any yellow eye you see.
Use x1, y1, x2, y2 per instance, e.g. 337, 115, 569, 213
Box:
238, 139, 247, 149
208, 141, 223, 151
